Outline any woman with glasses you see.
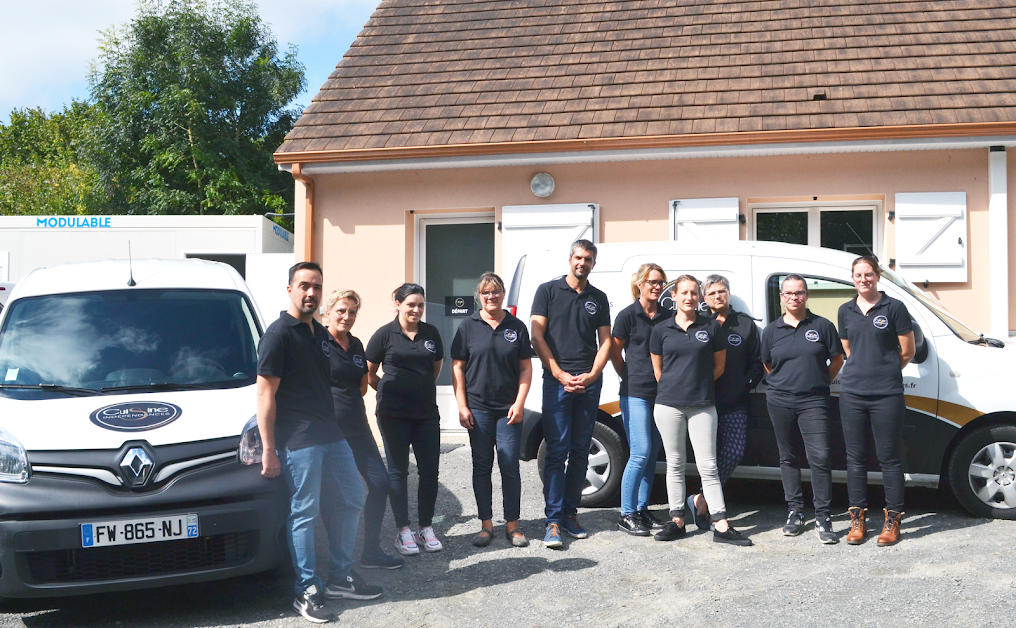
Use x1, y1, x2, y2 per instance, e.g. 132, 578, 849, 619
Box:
610, 263, 669, 536
650, 275, 751, 546
760, 275, 844, 544
451, 273, 534, 548
838, 256, 915, 546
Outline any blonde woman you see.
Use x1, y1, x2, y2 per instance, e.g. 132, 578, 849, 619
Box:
609, 263, 669, 535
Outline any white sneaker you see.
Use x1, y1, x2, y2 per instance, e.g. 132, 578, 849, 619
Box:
395, 528, 420, 556
414, 526, 443, 552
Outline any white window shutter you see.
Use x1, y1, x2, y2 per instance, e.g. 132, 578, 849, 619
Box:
894, 192, 968, 284
670, 197, 740, 242
501, 204, 598, 282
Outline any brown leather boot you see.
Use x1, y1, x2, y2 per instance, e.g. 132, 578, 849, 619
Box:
846, 507, 866, 545
876, 509, 904, 546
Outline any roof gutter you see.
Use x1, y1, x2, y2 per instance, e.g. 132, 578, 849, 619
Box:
290, 163, 315, 263
275, 122, 1016, 174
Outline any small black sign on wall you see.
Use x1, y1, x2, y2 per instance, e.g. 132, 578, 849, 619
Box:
445, 296, 475, 317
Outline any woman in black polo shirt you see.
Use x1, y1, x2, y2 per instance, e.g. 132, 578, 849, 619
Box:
838, 256, 915, 546
650, 275, 751, 546
451, 272, 533, 548
366, 283, 444, 556
610, 263, 669, 536
760, 274, 844, 545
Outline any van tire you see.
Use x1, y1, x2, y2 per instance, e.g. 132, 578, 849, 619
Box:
947, 424, 1016, 519
536, 420, 626, 508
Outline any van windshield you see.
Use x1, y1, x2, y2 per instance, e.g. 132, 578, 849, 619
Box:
879, 268, 980, 342
0, 289, 261, 399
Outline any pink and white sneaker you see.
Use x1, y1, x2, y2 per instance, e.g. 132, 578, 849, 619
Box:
395, 528, 420, 556
414, 526, 443, 552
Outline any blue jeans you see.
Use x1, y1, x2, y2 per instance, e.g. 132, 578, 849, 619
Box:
468, 407, 523, 521
619, 396, 661, 515
542, 377, 602, 525
279, 439, 364, 595
322, 434, 392, 555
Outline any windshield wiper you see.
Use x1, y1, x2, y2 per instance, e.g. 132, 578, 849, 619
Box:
0, 383, 102, 396
99, 381, 245, 393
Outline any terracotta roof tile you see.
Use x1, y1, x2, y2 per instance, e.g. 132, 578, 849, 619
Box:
280, 0, 1016, 154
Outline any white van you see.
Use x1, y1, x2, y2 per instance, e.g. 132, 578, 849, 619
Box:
0, 259, 287, 597
509, 240, 1016, 520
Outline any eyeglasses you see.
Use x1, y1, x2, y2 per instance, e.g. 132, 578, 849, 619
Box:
643, 280, 665, 288
705, 289, 728, 298
479, 290, 503, 298
780, 291, 808, 299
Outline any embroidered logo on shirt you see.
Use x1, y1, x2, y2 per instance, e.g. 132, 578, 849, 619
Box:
695, 330, 710, 343
424, 340, 437, 353
353, 355, 365, 369
805, 330, 820, 342
873, 315, 889, 329
321, 341, 331, 356
504, 329, 518, 343
584, 301, 598, 315
727, 333, 743, 346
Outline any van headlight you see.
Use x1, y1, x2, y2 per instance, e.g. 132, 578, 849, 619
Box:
0, 425, 30, 483
238, 415, 263, 466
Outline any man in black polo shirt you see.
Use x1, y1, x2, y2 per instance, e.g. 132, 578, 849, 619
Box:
530, 240, 612, 548
257, 262, 381, 623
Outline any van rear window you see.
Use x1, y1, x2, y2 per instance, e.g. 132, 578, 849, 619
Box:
0, 289, 260, 399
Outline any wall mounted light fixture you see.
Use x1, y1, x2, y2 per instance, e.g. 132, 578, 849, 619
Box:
531, 173, 555, 198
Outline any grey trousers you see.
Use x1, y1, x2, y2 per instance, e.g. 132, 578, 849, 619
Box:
654, 403, 727, 520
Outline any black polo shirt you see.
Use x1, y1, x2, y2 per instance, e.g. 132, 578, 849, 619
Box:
649, 315, 725, 407
450, 311, 533, 412
711, 309, 765, 413
257, 313, 343, 450
760, 310, 844, 409
612, 300, 670, 400
326, 333, 371, 439
365, 318, 444, 420
531, 276, 611, 379
838, 293, 913, 396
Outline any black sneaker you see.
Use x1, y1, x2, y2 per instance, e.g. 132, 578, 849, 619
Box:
637, 509, 668, 530
815, 516, 839, 544
782, 510, 805, 536
618, 513, 651, 536
713, 525, 752, 546
653, 521, 686, 541
359, 548, 405, 570
293, 585, 334, 624
324, 569, 384, 600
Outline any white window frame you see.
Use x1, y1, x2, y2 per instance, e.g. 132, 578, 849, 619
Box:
748, 200, 884, 258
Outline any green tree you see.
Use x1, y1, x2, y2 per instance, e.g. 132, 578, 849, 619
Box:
0, 103, 104, 216
89, 0, 305, 215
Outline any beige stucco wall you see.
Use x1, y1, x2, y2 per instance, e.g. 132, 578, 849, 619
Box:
306, 148, 1004, 345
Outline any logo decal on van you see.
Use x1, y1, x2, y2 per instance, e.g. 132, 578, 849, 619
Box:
504, 329, 518, 343
727, 334, 742, 346
584, 301, 598, 315
424, 340, 437, 353
353, 355, 365, 369
90, 402, 182, 432
873, 315, 889, 329
695, 330, 710, 343
805, 330, 820, 342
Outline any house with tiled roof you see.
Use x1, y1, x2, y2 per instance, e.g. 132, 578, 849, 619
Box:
275, 0, 1016, 429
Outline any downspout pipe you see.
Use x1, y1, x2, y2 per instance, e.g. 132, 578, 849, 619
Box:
988, 146, 1008, 338
291, 163, 315, 263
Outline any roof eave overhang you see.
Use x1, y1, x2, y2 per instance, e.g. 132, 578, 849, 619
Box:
274, 122, 1016, 174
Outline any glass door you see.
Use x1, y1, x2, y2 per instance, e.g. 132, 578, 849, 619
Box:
419, 216, 495, 431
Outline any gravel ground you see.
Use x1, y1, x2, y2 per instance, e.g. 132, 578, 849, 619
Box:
3, 442, 1014, 628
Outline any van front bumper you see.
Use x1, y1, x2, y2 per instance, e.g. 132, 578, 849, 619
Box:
0, 459, 288, 598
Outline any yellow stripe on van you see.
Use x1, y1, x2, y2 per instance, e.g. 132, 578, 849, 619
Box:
905, 395, 983, 427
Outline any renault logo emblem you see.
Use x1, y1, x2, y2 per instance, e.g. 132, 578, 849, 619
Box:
120, 448, 154, 486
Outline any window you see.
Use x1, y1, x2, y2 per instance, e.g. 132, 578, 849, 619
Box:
766, 274, 855, 329
752, 203, 880, 257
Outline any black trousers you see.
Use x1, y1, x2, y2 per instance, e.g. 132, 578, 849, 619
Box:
839, 392, 906, 512
767, 401, 833, 519
319, 433, 393, 555
377, 414, 441, 529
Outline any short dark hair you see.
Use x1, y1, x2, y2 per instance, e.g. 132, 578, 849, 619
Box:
289, 261, 322, 285
570, 239, 597, 261
393, 282, 426, 303
781, 274, 808, 292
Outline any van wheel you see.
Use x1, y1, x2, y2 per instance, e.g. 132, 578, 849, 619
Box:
947, 425, 1016, 519
537, 420, 626, 508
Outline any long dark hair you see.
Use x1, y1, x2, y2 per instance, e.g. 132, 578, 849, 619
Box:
393, 283, 425, 303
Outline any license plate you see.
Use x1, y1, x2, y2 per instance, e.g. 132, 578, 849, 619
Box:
81, 514, 199, 548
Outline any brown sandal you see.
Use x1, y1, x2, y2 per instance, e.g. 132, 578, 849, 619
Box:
472, 527, 494, 547
505, 527, 529, 548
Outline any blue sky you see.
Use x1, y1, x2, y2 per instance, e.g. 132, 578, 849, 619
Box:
1, 0, 380, 124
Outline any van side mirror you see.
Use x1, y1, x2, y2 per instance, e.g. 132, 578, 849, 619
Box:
911, 316, 929, 364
